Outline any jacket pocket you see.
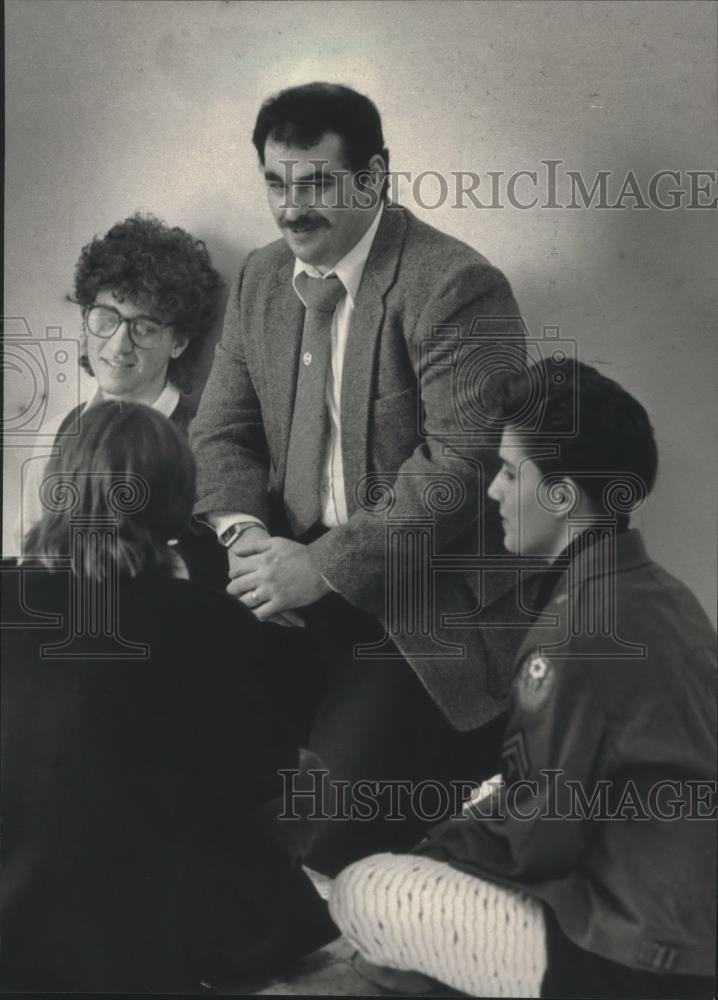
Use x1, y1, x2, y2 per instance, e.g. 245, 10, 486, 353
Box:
371, 384, 418, 416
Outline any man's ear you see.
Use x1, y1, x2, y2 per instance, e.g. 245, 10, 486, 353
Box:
368, 152, 387, 188
352, 152, 388, 211
355, 152, 387, 193
170, 334, 189, 359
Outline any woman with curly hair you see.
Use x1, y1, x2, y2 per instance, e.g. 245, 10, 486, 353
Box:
18, 213, 226, 584
73, 212, 222, 403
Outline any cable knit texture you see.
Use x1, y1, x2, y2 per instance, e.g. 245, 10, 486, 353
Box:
330, 853, 546, 997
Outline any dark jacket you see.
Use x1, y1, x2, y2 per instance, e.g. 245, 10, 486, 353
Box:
416, 530, 717, 976
192, 205, 530, 729
0, 566, 333, 993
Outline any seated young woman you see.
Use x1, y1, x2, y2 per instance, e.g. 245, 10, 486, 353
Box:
328, 359, 716, 999
1, 401, 335, 993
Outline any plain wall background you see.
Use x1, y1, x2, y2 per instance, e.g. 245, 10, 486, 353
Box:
4, 0, 716, 621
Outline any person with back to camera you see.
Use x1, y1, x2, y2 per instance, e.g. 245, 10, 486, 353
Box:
329, 359, 717, 999
1, 402, 335, 994
17, 212, 227, 588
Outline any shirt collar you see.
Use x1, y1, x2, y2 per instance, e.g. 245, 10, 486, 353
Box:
86, 381, 180, 418
292, 203, 384, 307
151, 381, 181, 417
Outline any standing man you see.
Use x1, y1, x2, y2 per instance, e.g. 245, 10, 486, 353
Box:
191, 83, 528, 875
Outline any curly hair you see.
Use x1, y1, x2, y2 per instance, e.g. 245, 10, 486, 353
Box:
73, 213, 223, 393
493, 358, 658, 527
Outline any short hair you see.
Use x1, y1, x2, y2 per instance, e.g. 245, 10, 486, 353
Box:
252, 81, 390, 179
493, 358, 658, 525
24, 401, 196, 580
73, 213, 223, 393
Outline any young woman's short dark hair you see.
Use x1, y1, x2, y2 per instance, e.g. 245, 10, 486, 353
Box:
73, 213, 223, 393
24, 401, 196, 579
493, 358, 658, 525
252, 81, 390, 180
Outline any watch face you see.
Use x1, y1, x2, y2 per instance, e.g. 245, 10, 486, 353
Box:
221, 526, 238, 546
221, 523, 251, 547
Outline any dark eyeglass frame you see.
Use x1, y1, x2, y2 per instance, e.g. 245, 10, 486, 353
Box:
83, 303, 172, 350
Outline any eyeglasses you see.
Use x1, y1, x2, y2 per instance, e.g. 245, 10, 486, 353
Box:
84, 304, 171, 350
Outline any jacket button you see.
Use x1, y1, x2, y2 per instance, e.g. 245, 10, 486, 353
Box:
303, 352, 312, 366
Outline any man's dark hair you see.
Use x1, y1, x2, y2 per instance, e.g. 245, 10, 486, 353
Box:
73, 213, 223, 393
252, 81, 390, 182
494, 358, 658, 526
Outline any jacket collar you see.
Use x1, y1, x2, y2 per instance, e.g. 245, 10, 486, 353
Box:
360, 202, 408, 296
562, 526, 651, 595
337, 205, 408, 513
515, 528, 652, 666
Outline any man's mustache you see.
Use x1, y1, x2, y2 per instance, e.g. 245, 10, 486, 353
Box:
281, 216, 331, 233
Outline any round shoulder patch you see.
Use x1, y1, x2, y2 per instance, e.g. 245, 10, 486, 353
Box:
516, 653, 555, 712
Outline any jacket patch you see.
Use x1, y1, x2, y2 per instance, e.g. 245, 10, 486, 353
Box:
516, 653, 555, 712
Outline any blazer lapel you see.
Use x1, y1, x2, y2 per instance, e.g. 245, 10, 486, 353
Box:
341, 205, 407, 516
262, 257, 304, 483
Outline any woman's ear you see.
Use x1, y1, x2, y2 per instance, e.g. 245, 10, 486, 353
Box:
541, 476, 579, 518
170, 334, 189, 359
552, 477, 580, 516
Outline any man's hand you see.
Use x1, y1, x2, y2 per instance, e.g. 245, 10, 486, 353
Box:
227, 533, 331, 621
225, 524, 270, 585
226, 526, 302, 626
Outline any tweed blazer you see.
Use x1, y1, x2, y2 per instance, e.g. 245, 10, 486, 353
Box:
192, 205, 534, 730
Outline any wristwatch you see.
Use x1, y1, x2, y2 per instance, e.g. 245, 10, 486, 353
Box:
219, 522, 262, 548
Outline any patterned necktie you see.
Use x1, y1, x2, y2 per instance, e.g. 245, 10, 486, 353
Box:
284, 271, 346, 537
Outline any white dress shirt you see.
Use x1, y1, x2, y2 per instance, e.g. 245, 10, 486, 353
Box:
211, 203, 384, 539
